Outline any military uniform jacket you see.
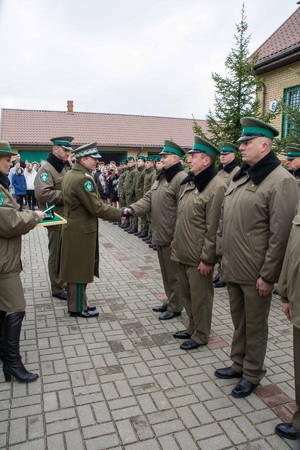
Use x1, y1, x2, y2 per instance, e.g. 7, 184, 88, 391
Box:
217, 160, 240, 187
0, 183, 38, 279
117, 169, 127, 198
130, 163, 186, 246
134, 166, 145, 201
172, 170, 227, 266
143, 166, 156, 193
34, 154, 69, 216
124, 166, 136, 204
59, 163, 122, 284
278, 200, 300, 329
218, 152, 300, 285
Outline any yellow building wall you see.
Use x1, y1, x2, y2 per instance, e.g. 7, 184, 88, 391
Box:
257, 61, 300, 135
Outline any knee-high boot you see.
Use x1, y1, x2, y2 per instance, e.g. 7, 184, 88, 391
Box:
0, 311, 6, 362
3, 312, 38, 382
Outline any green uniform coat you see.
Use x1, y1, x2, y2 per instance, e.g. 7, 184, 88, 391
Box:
59, 163, 122, 284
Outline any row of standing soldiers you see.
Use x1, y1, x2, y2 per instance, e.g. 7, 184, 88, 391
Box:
118, 155, 162, 238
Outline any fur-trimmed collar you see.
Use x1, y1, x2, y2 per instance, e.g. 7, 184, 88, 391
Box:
232, 162, 250, 182
46, 152, 68, 173
0, 172, 10, 190
232, 151, 280, 184
293, 167, 300, 178
247, 151, 281, 185
181, 165, 218, 192
157, 161, 183, 182
219, 159, 239, 174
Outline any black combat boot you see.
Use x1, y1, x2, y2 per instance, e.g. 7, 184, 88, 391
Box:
3, 312, 38, 383
0, 311, 6, 362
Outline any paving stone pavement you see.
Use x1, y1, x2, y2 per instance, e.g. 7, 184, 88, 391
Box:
0, 219, 299, 450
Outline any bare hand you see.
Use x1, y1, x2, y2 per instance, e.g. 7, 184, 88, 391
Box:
282, 303, 291, 322
256, 277, 273, 297
198, 262, 212, 276
36, 211, 46, 221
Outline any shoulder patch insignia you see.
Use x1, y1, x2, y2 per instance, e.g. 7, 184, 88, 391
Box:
84, 180, 94, 193
0, 192, 4, 207
40, 173, 49, 182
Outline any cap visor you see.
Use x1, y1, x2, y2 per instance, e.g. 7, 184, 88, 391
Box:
237, 136, 256, 142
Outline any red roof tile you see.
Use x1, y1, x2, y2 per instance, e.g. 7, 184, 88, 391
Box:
0, 108, 207, 149
254, 7, 300, 64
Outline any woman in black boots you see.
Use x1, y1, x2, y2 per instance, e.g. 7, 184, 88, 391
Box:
0, 142, 45, 382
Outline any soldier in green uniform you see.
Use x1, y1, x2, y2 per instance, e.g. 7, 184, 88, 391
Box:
142, 157, 156, 241
59, 143, 123, 318
134, 156, 147, 237
286, 146, 300, 187
0, 141, 46, 383
215, 118, 300, 398
171, 137, 227, 350
214, 142, 240, 289
275, 199, 300, 441
117, 160, 128, 227
124, 156, 137, 233
34, 136, 73, 301
125, 141, 186, 320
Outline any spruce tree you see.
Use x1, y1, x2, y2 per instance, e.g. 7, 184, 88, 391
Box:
193, 4, 276, 147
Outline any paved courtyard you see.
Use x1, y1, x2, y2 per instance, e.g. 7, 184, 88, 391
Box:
0, 219, 299, 450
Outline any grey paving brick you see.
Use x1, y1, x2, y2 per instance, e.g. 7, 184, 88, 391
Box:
131, 415, 154, 440
65, 429, 85, 450
198, 434, 233, 450
85, 433, 120, 450
152, 419, 185, 437
82, 422, 115, 439
116, 419, 138, 445
8, 418, 26, 445
46, 418, 79, 435
11, 404, 42, 419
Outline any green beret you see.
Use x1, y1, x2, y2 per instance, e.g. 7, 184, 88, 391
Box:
286, 146, 300, 160
72, 142, 101, 159
127, 156, 135, 162
159, 140, 185, 158
219, 142, 238, 154
189, 136, 219, 158
0, 140, 18, 157
136, 156, 146, 162
238, 117, 279, 142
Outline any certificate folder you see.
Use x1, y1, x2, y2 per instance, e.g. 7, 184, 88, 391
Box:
36, 213, 67, 227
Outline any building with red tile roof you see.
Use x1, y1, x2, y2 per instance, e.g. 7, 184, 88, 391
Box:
253, 4, 300, 136
0, 103, 206, 164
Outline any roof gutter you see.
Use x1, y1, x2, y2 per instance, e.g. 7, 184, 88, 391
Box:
254, 47, 300, 75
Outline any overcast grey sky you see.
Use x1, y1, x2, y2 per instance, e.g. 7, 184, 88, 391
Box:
0, 0, 298, 119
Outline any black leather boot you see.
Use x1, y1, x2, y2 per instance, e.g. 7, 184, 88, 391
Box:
0, 311, 5, 362
3, 312, 38, 382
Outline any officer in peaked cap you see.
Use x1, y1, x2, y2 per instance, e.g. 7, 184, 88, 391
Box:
126, 139, 186, 320
214, 142, 240, 289
285, 146, 300, 187
34, 135, 74, 301
237, 117, 279, 142
215, 118, 299, 398
170, 136, 226, 349
159, 140, 186, 158
0, 141, 46, 383
59, 142, 123, 318
187, 136, 219, 156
